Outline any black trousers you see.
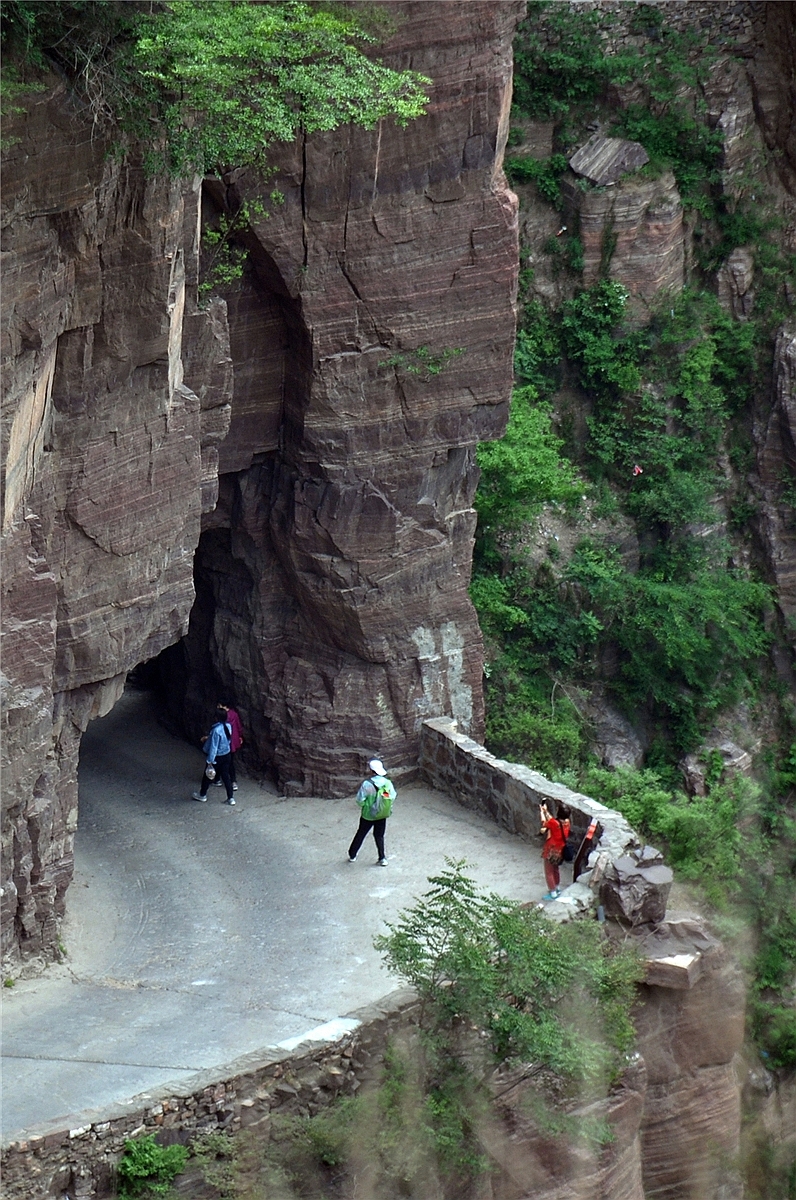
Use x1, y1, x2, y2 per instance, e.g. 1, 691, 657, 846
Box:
200, 752, 233, 799
349, 817, 386, 860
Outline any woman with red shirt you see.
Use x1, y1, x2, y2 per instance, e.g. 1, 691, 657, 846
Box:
540, 802, 571, 901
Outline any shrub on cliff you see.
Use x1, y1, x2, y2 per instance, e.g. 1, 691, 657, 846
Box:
474, 385, 581, 540
376, 861, 643, 1170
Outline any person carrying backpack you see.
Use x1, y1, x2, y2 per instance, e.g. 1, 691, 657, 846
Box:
213, 702, 243, 791
348, 758, 396, 866
192, 714, 236, 805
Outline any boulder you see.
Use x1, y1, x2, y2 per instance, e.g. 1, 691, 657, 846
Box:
599, 846, 673, 927
569, 135, 650, 186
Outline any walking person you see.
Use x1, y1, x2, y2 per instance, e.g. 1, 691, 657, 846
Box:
540, 802, 571, 900
192, 712, 235, 804
348, 758, 396, 866
213, 702, 242, 791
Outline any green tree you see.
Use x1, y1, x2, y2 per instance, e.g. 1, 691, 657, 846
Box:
1, 0, 430, 174
475, 385, 581, 537
132, 0, 430, 172
376, 860, 642, 1091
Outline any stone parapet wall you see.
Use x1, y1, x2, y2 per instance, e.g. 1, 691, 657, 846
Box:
420, 717, 673, 924
420, 715, 636, 858
546, 1, 762, 50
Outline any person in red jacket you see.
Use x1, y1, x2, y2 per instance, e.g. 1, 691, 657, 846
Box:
540, 802, 571, 901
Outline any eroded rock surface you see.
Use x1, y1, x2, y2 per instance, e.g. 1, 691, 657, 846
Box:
1, 2, 521, 965
635, 917, 747, 1199
1, 80, 231, 964
159, 1, 522, 795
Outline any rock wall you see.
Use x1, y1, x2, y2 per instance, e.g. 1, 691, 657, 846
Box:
1, 2, 520, 965
0, 81, 233, 966
163, 1, 522, 796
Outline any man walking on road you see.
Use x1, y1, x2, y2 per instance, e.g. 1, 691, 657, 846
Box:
193, 713, 236, 804
348, 758, 396, 865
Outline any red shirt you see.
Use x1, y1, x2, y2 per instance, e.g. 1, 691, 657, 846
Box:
542, 817, 570, 860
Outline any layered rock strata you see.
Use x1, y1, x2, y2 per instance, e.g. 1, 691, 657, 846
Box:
1, 2, 521, 965
0, 82, 232, 964
157, 1, 522, 795
635, 918, 747, 1200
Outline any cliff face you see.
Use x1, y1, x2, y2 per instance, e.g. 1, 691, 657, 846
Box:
1, 88, 232, 962
168, 1, 522, 795
0, 2, 521, 965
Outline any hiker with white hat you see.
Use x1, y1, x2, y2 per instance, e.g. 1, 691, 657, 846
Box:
347, 757, 396, 866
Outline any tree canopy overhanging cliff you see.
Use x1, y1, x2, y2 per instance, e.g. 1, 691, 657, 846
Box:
1, 0, 430, 172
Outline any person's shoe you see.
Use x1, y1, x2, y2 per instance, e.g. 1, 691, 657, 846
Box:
347, 855, 357, 863
232, 782, 238, 791
192, 792, 207, 802
541, 890, 559, 901
378, 858, 387, 867
214, 779, 223, 787
225, 797, 236, 805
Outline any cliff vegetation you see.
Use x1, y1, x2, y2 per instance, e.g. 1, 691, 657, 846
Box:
1, 0, 429, 172
474, 0, 796, 1130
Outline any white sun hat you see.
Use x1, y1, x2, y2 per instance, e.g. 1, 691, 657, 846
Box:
368, 758, 385, 775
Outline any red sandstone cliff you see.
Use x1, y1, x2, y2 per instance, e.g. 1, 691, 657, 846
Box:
0, 2, 521, 966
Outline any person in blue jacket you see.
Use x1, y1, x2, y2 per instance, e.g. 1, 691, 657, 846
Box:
192, 714, 235, 804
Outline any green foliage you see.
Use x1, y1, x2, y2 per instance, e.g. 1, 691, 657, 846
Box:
132, 0, 430, 172
613, 104, 723, 215
380, 345, 464, 380
1, 0, 430, 174
117, 1133, 188, 1199
514, 297, 562, 395
482, 664, 587, 776
750, 1000, 796, 1072
505, 152, 569, 206
0, 62, 44, 146
511, 5, 721, 218
474, 535, 769, 757
269, 1097, 362, 1175
582, 766, 760, 904
512, 3, 636, 120
474, 386, 581, 536
189, 1131, 236, 1198
560, 281, 644, 398
200, 197, 267, 296
376, 861, 642, 1091
563, 285, 757, 531
543, 231, 585, 276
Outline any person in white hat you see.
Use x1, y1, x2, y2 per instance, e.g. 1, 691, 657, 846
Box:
347, 757, 396, 865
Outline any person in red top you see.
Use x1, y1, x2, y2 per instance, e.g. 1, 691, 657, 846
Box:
540, 802, 571, 901
215, 702, 243, 792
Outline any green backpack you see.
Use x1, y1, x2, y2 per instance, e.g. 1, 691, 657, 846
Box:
364, 777, 395, 820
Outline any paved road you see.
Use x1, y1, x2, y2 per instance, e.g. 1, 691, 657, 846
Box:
2, 689, 545, 1142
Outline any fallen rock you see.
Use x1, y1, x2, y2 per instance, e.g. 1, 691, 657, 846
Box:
568, 134, 649, 186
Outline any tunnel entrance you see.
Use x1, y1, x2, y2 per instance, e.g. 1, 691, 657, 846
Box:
131, 518, 279, 786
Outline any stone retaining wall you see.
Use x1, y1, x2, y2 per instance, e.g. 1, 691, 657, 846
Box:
544, 1, 762, 51
419, 717, 673, 924
0, 992, 418, 1198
